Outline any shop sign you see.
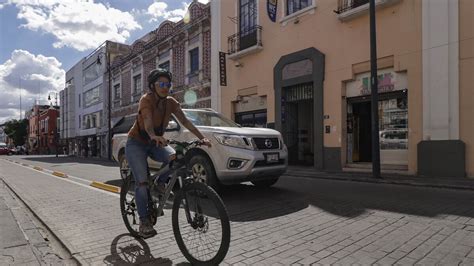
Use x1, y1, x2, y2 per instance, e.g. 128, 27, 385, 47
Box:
219, 52, 227, 86
346, 69, 407, 98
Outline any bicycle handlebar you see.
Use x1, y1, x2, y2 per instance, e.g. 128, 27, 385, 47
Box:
151, 139, 204, 147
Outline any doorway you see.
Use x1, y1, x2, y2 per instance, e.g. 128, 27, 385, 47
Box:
350, 101, 372, 162
282, 83, 314, 165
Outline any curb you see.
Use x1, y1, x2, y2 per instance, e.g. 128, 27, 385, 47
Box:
286, 172, 474, 191
90, 181, 120, 194
52, 171, 67, 178
33, 166, 43, 171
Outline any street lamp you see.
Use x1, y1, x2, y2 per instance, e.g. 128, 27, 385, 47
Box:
48, 92, 58, 106
96, 42, 112, 160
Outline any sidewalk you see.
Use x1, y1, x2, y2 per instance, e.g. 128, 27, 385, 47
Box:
0, 180, 71, 265
286, 166, 474, 190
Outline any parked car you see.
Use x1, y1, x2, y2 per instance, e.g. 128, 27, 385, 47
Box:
0, 143, 13, 155
112, 109, 288, 190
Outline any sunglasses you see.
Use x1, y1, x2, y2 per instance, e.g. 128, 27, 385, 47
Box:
155, 81, 172, 88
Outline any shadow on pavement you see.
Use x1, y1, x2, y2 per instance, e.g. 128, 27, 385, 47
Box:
105, 179, 124, 187
19, 155, 117, 167
276, 177, 474, 219
103, 234, 174, 265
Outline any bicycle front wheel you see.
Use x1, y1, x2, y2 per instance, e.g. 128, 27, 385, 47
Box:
172, 182, 230, 265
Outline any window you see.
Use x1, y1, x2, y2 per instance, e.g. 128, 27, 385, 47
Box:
113, 84, 121, 100
235, 110, 267, 128
159, 61, 170, 71
83, 63, 100, 86
82, 112, 101, 129
239, 0, 257, 32
286, 0, 313, 15
189, 48, 199, 73
83, 85, 101, 108
57, 118, 60, 133
132, 74, 142, 95
78, 115, 81, 129
79, 96, 81, 107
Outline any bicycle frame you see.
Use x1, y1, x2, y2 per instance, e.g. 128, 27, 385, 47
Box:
146, 156, 195, 224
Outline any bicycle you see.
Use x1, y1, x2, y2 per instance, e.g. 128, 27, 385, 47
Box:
119, 139, 231, 265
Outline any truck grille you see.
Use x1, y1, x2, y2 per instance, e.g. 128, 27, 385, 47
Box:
253, 137, 280, 150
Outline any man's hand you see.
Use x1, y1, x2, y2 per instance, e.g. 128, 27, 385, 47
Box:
200, 138, 212, 147
150, 135, 168, 147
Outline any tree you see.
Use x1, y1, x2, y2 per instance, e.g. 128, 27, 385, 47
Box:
4, 119, 28, 146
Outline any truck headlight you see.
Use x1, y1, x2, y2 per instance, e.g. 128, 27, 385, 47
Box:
214, 134, 253, 150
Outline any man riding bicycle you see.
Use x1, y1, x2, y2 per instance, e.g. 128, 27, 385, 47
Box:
125, 68, 211, 238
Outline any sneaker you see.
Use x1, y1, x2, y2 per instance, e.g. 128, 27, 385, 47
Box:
139, 219, 157, 238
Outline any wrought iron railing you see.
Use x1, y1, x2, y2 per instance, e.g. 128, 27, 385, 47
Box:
227, 25, 262, 55
334, 0, 369, 14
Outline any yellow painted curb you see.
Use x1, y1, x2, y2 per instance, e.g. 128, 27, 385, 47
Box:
33, 166, 43, 171
52, 171, 67, 178
90, 181, 120, 194
22, 163, 29, 166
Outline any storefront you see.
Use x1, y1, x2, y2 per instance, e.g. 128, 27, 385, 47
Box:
346, 69, 408, 166
233, 94, 268, 128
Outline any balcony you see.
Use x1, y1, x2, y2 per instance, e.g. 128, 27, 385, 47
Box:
334, 0, 401, 21
227, 25, 263, 60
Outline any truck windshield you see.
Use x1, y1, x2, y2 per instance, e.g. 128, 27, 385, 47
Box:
183, 110, 240, 127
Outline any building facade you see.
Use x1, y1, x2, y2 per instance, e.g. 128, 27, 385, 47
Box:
213, 0, 473, 177
61, 41, 129, 158
27, 105, 55, 154
38, 106, 60, 154
109, 1, 212, 128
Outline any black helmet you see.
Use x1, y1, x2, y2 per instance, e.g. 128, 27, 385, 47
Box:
147, 68, 172, 90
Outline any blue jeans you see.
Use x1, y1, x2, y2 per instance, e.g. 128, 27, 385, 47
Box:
125, 137, 175, 222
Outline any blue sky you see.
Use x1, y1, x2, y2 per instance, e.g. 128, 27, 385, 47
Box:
0, 0, 207, 123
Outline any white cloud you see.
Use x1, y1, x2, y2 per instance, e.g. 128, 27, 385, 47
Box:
8, 0, 142, 51
0, 50, 65, 123
147, 1, 190, 23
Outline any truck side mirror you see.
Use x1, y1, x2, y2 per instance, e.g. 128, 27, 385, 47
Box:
166, 120, 180, 132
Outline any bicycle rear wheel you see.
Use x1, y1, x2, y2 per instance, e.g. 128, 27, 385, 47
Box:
120, 176, 140, 237
172, 182, 230, 265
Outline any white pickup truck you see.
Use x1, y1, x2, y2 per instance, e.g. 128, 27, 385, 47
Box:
112, 109, 288, 189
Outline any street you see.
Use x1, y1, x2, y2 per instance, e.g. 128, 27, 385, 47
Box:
1, 155, 474, 265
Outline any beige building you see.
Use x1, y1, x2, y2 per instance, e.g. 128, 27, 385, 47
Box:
211, 0, 473, 177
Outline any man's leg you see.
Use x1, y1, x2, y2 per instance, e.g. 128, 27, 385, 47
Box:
125, 138, 150, 223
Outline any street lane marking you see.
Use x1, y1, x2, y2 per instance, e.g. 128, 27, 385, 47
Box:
0, 159, 119, 198
33, 166, 43, 171
52, 171, 67, 178
90, 181, 120, 194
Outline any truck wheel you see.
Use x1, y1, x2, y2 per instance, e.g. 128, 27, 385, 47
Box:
251, 177, 280, 188
188, 155, 220, 191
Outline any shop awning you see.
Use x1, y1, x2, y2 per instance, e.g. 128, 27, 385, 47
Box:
112, 115, 137, 134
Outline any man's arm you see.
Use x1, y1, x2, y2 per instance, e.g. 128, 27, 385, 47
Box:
174, 108, 205, 140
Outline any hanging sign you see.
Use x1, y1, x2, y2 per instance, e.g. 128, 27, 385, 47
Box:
219, 52, 227, 86
267, 0, 278, 22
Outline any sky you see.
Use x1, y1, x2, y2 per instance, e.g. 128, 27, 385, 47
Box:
0, 0, 208, 124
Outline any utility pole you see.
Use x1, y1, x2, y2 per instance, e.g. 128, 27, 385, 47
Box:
370, 0, 381, 179
19, 78, 22, 120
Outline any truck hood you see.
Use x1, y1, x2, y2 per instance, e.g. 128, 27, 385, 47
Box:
197, 126, 282, 137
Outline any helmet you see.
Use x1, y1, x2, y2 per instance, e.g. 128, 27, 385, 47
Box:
147, 68, 172, 90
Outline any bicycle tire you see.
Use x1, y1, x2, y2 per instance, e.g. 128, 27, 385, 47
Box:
120, 176, 140, 237
172, 181, 230, 265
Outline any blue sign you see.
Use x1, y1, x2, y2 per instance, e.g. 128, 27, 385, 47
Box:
267, 0, 278, 22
